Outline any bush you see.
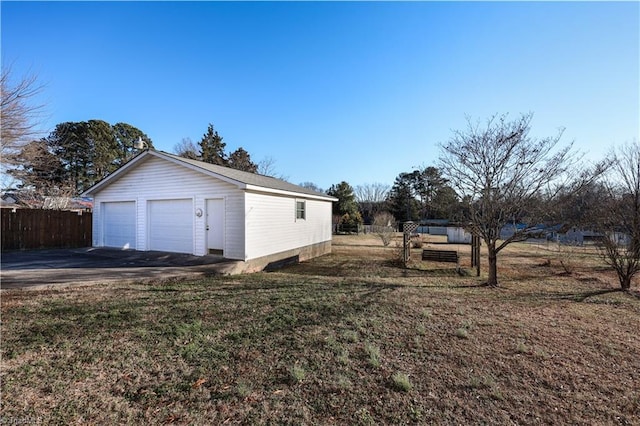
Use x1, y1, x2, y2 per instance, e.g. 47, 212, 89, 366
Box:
341, 212, 363, 227
373, 212, 396, 247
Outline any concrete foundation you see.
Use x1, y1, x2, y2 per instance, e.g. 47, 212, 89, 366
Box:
221, 240, 333, 274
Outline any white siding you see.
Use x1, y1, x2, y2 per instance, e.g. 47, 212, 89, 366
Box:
244, 191, 333, 260
92, 201, 101, 247
92, 156, 245, 259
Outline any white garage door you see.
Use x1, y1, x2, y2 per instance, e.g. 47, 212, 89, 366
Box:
102, 201, 136, 249
148, 199, 193, 253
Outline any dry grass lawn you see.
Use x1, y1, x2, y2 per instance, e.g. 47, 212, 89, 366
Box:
1, 234, 639, 425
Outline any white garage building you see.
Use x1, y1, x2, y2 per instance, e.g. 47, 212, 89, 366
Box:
82, 150, 336, 273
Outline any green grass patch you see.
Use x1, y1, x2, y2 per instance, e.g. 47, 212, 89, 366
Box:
391, 372, 413, 392
364, 341, 382, 368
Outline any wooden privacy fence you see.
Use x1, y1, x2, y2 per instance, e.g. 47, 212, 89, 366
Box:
1, 208, 92, 250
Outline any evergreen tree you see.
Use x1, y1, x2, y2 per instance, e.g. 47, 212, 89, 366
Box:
431, 186, 461, 219
199, 123, 226, 165
112, 122, 153, 166
227, 147, 258, 172
19, 120, 152, 195
327, 181, 359, 217
387, 173, 420, 222
48, 121, 90, 193
328, 181, 363, 228
87, 119, 119, 181
386, 167, 459, 221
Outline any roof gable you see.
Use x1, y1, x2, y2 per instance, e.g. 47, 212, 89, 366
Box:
82, 150, 336, 201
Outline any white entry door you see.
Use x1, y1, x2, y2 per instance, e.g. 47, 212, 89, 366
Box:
148, 199, 193, 253
206, 199, 224, 255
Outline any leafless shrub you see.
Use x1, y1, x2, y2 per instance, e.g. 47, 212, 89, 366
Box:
595, 141, 640, 291
557, 242, 580, 275
372, 211, 396, 247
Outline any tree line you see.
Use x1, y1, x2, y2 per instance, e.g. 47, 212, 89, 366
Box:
2, 68, 637, 291
7, 120, 153, 197
172, 124, 259, 173
325, 166, 463, 228
5, 119, 266, 200
325, 113, 638, 290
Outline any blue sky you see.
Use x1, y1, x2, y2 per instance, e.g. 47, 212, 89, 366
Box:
2, 1, 638, 190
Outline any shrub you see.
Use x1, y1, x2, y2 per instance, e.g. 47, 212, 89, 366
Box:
372, 212, 397, 247
341, 212, 363, 227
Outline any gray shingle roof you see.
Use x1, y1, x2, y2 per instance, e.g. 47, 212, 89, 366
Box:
158, 151, 334, 199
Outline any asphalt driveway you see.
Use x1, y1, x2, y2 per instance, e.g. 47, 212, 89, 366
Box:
1, 248, 239, 290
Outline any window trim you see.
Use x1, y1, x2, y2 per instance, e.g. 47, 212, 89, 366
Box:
295, 199, 306, 221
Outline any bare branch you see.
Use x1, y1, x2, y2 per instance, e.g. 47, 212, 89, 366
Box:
258, 156, 288, 181
1, 65, 47, 160
594, 140, 640, 290
439, 112, 576, 286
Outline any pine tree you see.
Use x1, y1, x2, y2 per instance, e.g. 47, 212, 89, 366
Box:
112, 122, 153, 166
199, 123, 226, 166
327, 181, 359, 217
387, 173, 420, 222
227, 147, 258, 172
21, 120, 152, 195
87, 119, 119, 181
48, 121, 90, 193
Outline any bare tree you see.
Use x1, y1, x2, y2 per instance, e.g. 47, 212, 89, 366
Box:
257, 156, 278, 176
372, 211, 396, 247
258, 156, 288, 181
439, 112, 575, 286
8, 139, 75, 207
596, 141, 640, 291
173, 137, 199, 160
1, 66, 46, 159
355, 182, 390, 222
1, 66, 47, 192
355, 182, 390, 203
299, 182, 324, 193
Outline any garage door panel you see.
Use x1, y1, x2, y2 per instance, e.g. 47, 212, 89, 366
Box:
103, 201, 136, 249
148, 199, 193, 253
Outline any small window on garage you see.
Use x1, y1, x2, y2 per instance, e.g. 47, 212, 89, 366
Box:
296, 200, 306, 220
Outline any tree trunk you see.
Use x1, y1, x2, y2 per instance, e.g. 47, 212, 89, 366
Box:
487, 244, 498, 287
621, 275, 631, 291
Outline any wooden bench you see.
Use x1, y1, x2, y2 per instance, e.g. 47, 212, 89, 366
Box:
422, 249, 459, 263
